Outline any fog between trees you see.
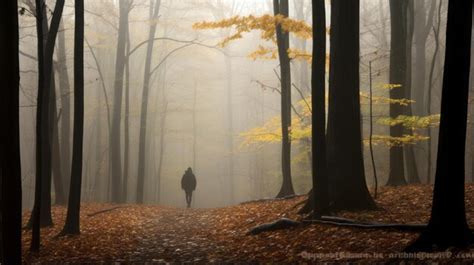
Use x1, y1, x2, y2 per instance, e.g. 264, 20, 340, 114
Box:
17, 0, 453, 209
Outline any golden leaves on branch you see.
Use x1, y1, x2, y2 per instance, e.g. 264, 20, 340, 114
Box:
376, 115, 440, 129
364, 134, 430, 147
193, 15, 311, 47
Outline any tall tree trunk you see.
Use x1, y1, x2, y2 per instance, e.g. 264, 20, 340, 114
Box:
156, 101, 168, 204
31, 0, 65, 250
31, 0, 46, 251
0, 0, 22, 262
310, 0, 328, 216
386, 0, 408, 186
404, 0, 421, 184
426, 0, 442, 184
60, 0, 84, 235
192, 79, 197, 170
225, 53, 235, 204
136, 0, 161, 203
51, 74, 67, 204
110, 0, 129, 203
326, 0, 376, 211
405, 0, 473, 251
274, 0, 295, 198
31, 4, 57, 229
94, 84, 103, 201
57, 20, 71, 197
413, 0, 436, 116
123, 20, 131, 202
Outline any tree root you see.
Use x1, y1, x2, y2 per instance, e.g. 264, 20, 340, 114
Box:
248, 218, 301, 235
304, 218, 426, 232
248, 216, 428, 235
240, 194, 304, 205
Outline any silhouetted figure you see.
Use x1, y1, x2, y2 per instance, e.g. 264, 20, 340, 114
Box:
181, 167, 196, 208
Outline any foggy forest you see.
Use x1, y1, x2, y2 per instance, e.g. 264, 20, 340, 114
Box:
1, 0, 474, 263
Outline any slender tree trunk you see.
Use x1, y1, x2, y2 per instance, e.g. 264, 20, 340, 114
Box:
386, 0, 408, 186
57, 20, 71, 198
405, 0, 473, 251
136, 0, 161, 203
94, 83, 103, 201
413, 0, 436, 116
192, 79, 197, 170
326, 0, 376, 211
404, 0, 421, 184
110, 0, 129, 203
274, 0, 295, 198
156, 101, 168, 203
30, 4, 56, 229
123, 21, 131, 202
31, 0, 65, 250
310, 0, 328, 216
224, 54, 235, 203
51, 76, 67, 204
426, 0, 442, 184
60, 0, 84, 235
31, 0, 46, 251
0, 0, 22, 262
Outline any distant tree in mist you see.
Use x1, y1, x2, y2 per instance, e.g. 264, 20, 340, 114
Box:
412, 0, 437, 184
204, 0, 238, 204
110, 0, 130, 203
136, 0, 162, 204
57, 19, 72, 203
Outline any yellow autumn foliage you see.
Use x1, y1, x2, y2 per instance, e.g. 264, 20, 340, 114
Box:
240, 92, 438, 149
240, 97, 312, 148
376, 115, 441, 129
193, 14, 312, 47
248, 45, 277, 60
360, 92, 415, 106
365, 134, 430, 147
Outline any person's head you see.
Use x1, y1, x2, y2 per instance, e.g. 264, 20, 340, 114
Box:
187, 167, 192, 173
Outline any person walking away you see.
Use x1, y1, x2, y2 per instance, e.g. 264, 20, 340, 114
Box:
181, 167, 196, 208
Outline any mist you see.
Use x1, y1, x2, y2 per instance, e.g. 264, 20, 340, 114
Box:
3, 0, 474, 263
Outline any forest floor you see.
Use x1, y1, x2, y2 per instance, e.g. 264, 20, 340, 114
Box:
22, 184, 474, 263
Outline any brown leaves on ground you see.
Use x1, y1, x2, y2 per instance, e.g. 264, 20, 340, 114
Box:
22, 185, 474, 263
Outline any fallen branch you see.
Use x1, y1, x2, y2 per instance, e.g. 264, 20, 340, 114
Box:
87, 206, 126, 217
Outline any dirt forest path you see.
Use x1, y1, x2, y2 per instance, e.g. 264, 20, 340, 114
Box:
129, 208, 224, 263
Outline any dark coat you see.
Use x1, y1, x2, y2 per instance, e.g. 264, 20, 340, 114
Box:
181, 170, 196, 192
